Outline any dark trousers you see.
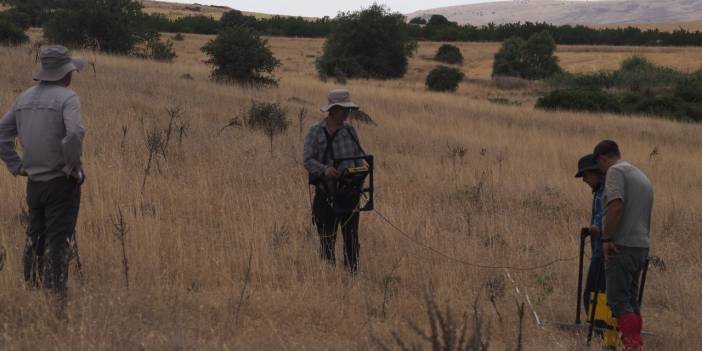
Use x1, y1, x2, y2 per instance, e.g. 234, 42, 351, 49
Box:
605, 246, 649, 318
24, 177, 81, 305
312, 190, 360, 272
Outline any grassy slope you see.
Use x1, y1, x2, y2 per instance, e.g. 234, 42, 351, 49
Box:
0, 34, 701, 350
141, 0, 307, 20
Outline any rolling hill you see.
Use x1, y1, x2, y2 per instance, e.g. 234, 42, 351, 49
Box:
407, 0, 702, 27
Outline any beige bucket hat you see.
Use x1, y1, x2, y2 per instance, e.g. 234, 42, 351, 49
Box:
34, 45, 85, 82
320, 89, 360, 112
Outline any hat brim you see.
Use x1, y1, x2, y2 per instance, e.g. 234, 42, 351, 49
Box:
34, 58, 85, 82
575, 165, 601, 178
320, 102, 360, 112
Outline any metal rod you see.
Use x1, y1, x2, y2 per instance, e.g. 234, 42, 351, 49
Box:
576, 227, 589, 325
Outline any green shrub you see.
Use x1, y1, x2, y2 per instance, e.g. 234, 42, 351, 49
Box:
488, 97, 521, 106
548, 71, 617, 90
492, 37, 525, 78
614, 55, 683, 91
493, 31, 561, 80
0, 9, 31, 30
520, 31, 562, 80
675, 77, 702, 103
619, 92, 693, 120
427, 15, 451, 26
0, 17, 28, 45
201, 25, 280, 85
245, 101, 290, 153
220, 9, 257, 29
173, 32, 185, 41
316, 5, 416, 80
435, 44, 463, 64
409, 17, 427, 25
536, 89, 620, 113
145, 38, 177, 62
43, 0, 153, 54
426, 66, 464, 92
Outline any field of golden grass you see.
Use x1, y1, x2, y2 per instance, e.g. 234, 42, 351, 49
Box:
1, 33, 701, 350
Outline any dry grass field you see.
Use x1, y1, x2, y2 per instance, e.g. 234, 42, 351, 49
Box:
596, 20, 702, 32
1, 32, 702, 351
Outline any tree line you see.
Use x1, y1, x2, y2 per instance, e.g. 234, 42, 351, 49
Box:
407, 15, 702, 46
4, 0, 702, 47
143, 12, 702, 47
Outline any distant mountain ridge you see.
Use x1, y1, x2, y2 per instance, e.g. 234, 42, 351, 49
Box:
407, 0, 702, 26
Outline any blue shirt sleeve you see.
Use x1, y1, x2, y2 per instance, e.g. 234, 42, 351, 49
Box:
592, 187, 604, 227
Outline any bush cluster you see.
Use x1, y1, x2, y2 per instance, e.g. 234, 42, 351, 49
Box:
144, 38, 177, 62
42, 0, 153, 54
7, 0, 702, 47
0, 16, 28, 45
434, 44, 463, 64
538, 56, 702, 122
316, 5, 416, 80
408, 15, 702, 47
426, 66, 464, 92
493, 31, 562, 80
201, 26, 280, 85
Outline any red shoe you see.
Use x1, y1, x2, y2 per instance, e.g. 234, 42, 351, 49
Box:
619, 313, 643, 351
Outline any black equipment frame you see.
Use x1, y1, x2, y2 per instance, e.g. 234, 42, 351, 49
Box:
332, 154, 374, 212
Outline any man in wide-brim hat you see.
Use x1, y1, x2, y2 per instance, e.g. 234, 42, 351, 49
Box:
575, 154, 610, 338
303, 89, 366, 273
0, 45, 86, 308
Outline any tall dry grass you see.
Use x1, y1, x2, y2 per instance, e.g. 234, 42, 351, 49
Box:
0, 36, 701, 350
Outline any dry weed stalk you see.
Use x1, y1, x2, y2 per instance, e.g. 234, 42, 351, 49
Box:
486, 275, 506, 323
142, 127, 164, 193
69, 234, 85, 282
111, 208, 130, 289
234, 245, 254, 325
0, 244, 5, 273
297, 107, 307, 136
381, 257, 403, 319
378, 293, 490, 351
515, 301, 525, 351
120, 124, 129, 150
162, 105, 185, 159
219, 116, 243, 135
140, 106, 187, 193
83, 38, 101, 78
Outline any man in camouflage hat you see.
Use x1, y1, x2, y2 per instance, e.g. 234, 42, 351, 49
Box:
0, 45, 86, 307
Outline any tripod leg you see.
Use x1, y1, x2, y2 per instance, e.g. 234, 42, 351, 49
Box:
587, 257, 602, 346
576, 228, 589, 325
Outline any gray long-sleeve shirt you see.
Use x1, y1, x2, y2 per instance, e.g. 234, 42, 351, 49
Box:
303, 120, 364, 176
0, 83, 85, 182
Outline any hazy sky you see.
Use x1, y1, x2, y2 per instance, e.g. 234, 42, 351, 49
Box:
165, 0, 503, 17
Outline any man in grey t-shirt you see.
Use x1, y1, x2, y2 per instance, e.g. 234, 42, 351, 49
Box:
594, 140, 652, 351
0, 46, 85, 308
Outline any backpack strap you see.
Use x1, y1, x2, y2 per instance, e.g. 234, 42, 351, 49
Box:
321, 127, 336, 165
344, 126, 365, 156
321, 124, 365, 166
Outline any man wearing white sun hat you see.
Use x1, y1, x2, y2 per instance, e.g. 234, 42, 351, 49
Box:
0, 45, 86, 308
304, 89, 366, 273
